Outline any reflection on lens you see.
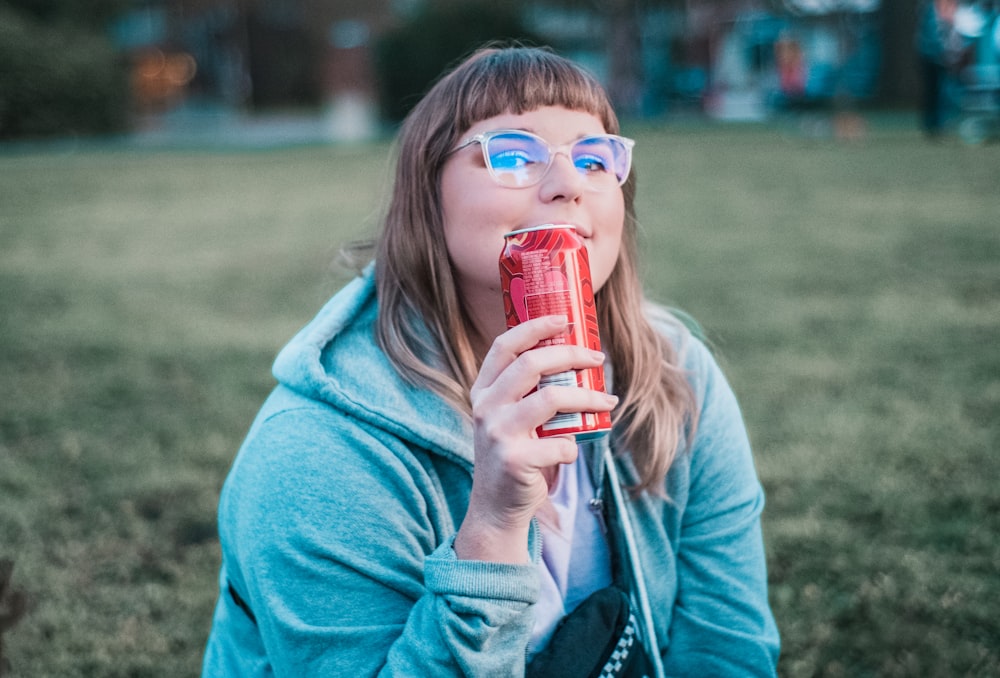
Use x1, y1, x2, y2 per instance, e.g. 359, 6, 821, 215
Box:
487, 133, 547, 187
478, 131, 633, 189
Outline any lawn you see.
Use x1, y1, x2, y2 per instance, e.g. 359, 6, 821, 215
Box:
1, 118, 998, 677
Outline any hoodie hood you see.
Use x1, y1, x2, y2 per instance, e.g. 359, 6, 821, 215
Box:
272, 263, 474, 467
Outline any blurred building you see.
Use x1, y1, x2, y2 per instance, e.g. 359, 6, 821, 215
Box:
691, 1, 883, 120
112, 0, 396, 139
112, 0, 888, 138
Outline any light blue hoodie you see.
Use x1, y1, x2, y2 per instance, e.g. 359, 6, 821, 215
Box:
201, 264, 779, 676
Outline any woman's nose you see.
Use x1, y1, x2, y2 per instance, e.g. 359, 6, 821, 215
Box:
538, 152, 585, 202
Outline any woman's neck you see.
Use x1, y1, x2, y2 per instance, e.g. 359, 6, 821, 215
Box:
461, 289, 508, 364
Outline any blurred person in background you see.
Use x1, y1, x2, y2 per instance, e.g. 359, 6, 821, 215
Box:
201, 45, 779, 677
916, 0, 979, 136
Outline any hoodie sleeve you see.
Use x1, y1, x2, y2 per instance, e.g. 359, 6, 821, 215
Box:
211, 404, 539, 677
660, 339, 780, 676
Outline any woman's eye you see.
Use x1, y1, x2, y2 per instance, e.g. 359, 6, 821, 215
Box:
575, 154, 611, 173
491, 149, 535, 170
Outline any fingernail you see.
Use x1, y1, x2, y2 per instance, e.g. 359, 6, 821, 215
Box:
604, 393, 619, 405
589, 349, 606, 361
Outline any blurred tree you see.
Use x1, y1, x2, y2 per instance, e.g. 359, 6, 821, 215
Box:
875, 0, 920, 105
3, 0, 129, 27
605, 0, 646, 116
521, 0, 687, 116
244, 4, 322, 109
372, 0, 689, 121
373, 0, 543, 122
0, 1, 129, 138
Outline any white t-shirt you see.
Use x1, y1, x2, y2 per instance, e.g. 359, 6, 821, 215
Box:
528, 453, 613, 657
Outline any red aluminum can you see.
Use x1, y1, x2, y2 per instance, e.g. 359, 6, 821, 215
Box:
499, 223, 612, 440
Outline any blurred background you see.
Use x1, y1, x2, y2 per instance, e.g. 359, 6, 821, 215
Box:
1, 0, 997, 144
2, 1, 999, 677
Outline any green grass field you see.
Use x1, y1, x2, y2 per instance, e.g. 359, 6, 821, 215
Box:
1, 118, 998, 677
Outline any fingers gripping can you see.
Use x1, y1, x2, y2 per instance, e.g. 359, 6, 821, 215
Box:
499, 224, 612, 440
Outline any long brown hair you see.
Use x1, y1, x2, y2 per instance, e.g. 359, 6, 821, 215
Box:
374, 45, 696, 493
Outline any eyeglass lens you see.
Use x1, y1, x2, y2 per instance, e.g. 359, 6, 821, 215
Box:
483, 132, 630, 189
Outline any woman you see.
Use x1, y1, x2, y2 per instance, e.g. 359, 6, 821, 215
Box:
202, 45, 779, 676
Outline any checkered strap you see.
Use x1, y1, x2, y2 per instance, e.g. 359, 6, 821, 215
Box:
598, 612, 644, 677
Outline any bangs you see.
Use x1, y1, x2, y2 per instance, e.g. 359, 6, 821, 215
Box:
448, 48, 618, 136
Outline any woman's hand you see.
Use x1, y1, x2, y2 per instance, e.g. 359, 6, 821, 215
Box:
453, 315, 618, 563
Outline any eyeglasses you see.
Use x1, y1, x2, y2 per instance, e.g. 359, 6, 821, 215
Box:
449, 129, 635, 190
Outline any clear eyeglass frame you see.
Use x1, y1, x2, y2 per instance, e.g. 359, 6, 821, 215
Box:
449, 129, 635, 190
